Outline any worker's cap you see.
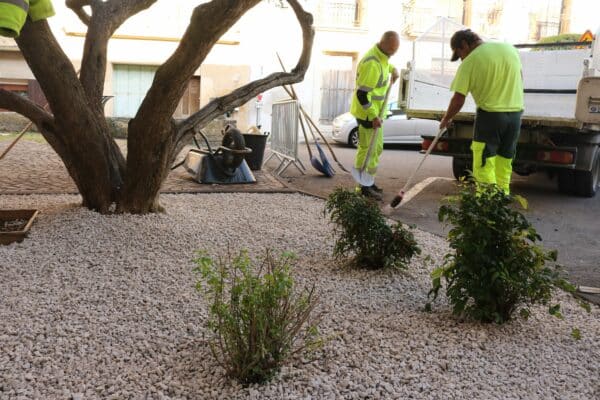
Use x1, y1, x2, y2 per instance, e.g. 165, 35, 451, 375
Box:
450, 29, 481, 62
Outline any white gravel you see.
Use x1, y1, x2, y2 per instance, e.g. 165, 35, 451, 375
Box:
0, 193, 598, 400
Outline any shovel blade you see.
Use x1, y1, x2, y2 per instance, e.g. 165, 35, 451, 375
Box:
350, 166, 375, 187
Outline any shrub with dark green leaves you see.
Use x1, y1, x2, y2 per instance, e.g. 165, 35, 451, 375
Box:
325, 188, 420, 269
428, 182, 574, 324
194, 249, 321, 385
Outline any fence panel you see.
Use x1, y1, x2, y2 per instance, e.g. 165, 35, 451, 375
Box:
271, 99, 299, 160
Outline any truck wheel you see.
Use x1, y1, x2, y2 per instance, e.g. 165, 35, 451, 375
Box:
557, 169, 575, 195
573, 150, 600, 197
452, 157, 470, 181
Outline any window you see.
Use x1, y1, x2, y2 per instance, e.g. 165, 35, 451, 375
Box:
316, 0, 365, 29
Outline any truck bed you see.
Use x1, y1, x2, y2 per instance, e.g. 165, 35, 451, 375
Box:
407, 48, 590, 129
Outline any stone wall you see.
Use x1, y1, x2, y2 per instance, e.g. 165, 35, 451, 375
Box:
1, 112, 236, 147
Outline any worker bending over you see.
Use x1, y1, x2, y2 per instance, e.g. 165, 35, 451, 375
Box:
440, 29, 524, 194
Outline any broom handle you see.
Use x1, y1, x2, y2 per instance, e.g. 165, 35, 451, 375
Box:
0, 79, 60, 162
298, 106, 314, 158
0, 121, 32, 161
277, 53, 348, 171
399, 127, 447, 194
300, 106, 345, 163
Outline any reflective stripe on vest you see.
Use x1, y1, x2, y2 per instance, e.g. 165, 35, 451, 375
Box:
0, 0, 29, 12
357, 56, 384, 93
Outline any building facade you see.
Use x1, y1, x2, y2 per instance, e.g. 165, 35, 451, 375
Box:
0, 0, 595, 134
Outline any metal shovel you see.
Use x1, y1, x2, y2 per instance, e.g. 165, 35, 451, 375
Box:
351, 83, 392, 187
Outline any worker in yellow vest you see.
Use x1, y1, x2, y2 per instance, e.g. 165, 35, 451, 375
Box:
350, 31, 399, 200
440, 29, 524, 194
0, 0, 55, 38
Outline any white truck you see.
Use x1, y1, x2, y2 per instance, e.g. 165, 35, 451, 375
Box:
402, 19, 600, 197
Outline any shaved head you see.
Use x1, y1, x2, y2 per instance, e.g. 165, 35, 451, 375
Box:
378, 31, 400, 57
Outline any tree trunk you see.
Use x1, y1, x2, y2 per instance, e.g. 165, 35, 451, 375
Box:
15, 19, 126, 213
4, 0, 313, 215
118, 119, 177, 213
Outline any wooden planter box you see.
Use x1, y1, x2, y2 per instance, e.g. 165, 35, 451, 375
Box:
0, 209, 39, 245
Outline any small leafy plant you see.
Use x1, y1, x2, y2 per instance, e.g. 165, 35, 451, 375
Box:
428, 182, 575, 324
194, 249, 321, 384
325, 188, 420, 269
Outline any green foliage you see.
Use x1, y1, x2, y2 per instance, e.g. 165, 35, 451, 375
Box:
428, 182, 572, 324
534, 33, 583, 50
325, 188, 420, 269
194, 249, 321, 385
571, 328, 582, 341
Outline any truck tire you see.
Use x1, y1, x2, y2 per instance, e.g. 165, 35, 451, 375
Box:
557, 169, 575, 195
573, 149, 600, 197
452, 157, 470, 181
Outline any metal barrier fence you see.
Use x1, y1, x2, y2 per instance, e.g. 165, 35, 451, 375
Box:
263, 99, 305, 176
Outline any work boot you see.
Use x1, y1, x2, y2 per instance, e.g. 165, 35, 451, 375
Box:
361, 185, 383, 201
371, 184, 383, 193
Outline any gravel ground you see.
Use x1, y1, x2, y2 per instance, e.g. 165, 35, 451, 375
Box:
0, 193, 598, 400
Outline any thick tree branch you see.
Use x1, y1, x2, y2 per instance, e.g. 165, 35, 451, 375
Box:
78, 0, 157, 108
132, 0, 262, 137
16, 18, 127, 204
0, 89, 53, 127
173, 0, 314, 153
0, 90, 69, 159
16, 19, 88, 127
66, 0, 92, 25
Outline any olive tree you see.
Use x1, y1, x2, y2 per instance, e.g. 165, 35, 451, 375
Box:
0, 0, 314, 213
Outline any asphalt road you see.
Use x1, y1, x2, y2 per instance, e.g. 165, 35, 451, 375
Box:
265, 141, 600, 303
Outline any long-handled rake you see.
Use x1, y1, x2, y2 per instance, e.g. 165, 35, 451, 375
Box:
350, 83, 392, 187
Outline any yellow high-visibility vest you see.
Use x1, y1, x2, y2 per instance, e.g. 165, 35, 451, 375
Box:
350, 44, 394, 121
0, 0, 54, 38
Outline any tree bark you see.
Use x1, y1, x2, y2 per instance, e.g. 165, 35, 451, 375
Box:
16, 19, 125, 212
5, 0, 314, 214
119, 0, 314, 213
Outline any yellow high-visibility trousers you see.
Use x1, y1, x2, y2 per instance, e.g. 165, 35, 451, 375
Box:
471, 141, 513, 194
354, 123, 383, 176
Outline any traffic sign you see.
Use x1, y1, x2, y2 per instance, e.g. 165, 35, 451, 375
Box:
579, 30, 594, 42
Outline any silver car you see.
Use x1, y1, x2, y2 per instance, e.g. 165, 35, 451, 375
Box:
331, 102, 439, 147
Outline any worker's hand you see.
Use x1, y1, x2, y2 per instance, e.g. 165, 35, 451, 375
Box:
439, 115, 452, 130
372, 117, 382, 129
391, 68, 400, 84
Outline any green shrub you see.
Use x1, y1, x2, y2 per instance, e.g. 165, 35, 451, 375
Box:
428, 182, 574, 323
325, 188, 420, 269
193, 249, 321, 384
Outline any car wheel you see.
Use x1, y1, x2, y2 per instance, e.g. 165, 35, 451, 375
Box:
348, 128, 359, 148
